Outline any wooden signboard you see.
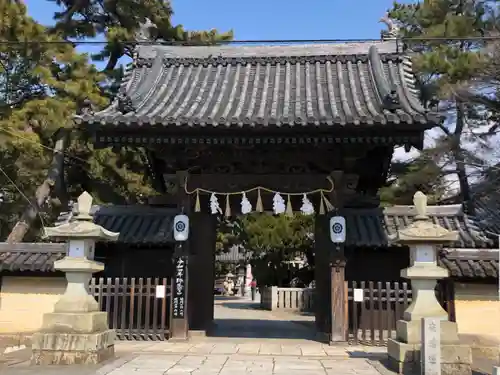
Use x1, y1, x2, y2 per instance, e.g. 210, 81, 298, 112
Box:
173, 257, 187, 319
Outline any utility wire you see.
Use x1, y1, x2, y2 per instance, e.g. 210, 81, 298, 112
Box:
4, 121, 500, 176
0, 127, 90, 165
0, 36, 500, 45
0, 164, 48, 232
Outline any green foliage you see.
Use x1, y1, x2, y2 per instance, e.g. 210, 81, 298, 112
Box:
238, 213, 314, 256
216, 213, 314, 287
384, 0, 500, 206
0, 0, 234, 240
0, 0, 104, 238
48, 0, 234, 72
380, 153, 447, 205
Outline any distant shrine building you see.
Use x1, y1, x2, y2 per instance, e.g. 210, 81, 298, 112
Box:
0, 36, 498, 343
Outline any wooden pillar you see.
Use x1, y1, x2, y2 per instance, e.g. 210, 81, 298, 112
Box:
330, 251, 347, 343
170, 171, 190, 340
329, 171, 348, 344
188, 212, 216, 333
314, 215, 331, 337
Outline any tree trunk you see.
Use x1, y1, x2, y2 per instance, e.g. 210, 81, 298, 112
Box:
6, 129, 70, 243
453, 101, 474, 215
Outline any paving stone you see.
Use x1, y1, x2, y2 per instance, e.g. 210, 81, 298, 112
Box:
236, 343, 261, 354
210, 344, 239, 354
273, 362, 324, 371
280, 345, 302, 355
259, 344, 282, 355
300, 346, 327, 356
160, 344, 194, 353
187, 343, 214, 353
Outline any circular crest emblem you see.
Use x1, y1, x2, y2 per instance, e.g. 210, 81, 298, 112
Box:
332, 222, 343, 234
175, 221, 186, 232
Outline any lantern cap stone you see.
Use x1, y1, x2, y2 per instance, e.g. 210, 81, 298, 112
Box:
43, 191, 120, 241
389, 191, 459, 245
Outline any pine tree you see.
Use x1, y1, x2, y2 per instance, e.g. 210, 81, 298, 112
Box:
1, 0, 235, 241
380, 153, 447, 205
0, 0, 105, 240
386, 0, 500, 211
48, 0, 234, 72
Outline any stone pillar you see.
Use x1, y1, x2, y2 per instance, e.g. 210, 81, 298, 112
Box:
31, 192, 119, 365
245, 263, 252, 297
387, 192, 472, 375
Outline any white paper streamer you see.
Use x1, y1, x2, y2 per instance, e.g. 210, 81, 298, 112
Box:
300, 194, 315, 215
209, 193, 222, 214
272, 193, 286, 215
240, 192, 252, 214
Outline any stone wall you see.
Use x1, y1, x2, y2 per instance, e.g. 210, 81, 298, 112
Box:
260, 286, 314, 312
0, 276, 66, 333
454, 282, 500, 345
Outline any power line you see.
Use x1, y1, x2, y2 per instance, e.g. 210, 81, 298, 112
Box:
0, 127, 89, 165
0, 36, 500, 46
0, 164, 47, 232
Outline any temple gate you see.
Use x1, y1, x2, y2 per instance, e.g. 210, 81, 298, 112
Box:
78, 34, 440, 342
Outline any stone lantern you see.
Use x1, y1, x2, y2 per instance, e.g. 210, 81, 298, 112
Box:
387, 191, 472, 375
31, 192, 119, 365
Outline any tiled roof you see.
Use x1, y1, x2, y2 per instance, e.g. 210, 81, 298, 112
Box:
0, 243, 65, 272
439, 249, 499, 279
1, 204, 497, 278
473, 197, 500, 235
76, 42, 440, 129
56, 205, 177, 244
1, 244, 496, 279
55, 203, 493, 248
343, 205, 494, 249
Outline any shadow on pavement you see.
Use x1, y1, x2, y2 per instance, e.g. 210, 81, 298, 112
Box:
214, 296, 244, 302
208, 319, 319, 341
219, 302, 260, 310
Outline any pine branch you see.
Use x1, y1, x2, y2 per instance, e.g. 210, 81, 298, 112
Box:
6, 129, 69, 243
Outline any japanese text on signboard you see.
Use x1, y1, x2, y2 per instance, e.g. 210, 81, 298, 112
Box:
172, 257, 186, 318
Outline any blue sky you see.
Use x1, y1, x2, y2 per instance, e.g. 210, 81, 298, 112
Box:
25, 0, 409, 42
24, 0, 428, 163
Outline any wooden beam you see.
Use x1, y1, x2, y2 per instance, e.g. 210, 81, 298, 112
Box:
182, 174, 333, 193
176, 173, 358, 194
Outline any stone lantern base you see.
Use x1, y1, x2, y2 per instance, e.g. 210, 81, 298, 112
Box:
387, 319, 472, 375
30, 258, 115, 365
31, 329, 115, 365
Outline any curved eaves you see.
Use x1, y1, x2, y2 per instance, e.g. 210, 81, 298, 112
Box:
386, 61, 424, 123
368, 46, 393, 104
398, 55, 443, 123
367, 46, 401, 124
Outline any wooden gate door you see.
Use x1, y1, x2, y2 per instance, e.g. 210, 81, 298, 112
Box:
90, 277, 172, 340
346, 280, 455, 346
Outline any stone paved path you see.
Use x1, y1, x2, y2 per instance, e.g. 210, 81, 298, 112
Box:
209, 296, 316, 340
103, 353, 382, 375
1, 296, 388, 374
114, 340, 387, 358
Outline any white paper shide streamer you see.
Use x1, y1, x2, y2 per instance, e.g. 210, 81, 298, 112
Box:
272, 193, 286, 215
240, 192, 252, 214
209, 193, 222, 214
300, 194, 315, 215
